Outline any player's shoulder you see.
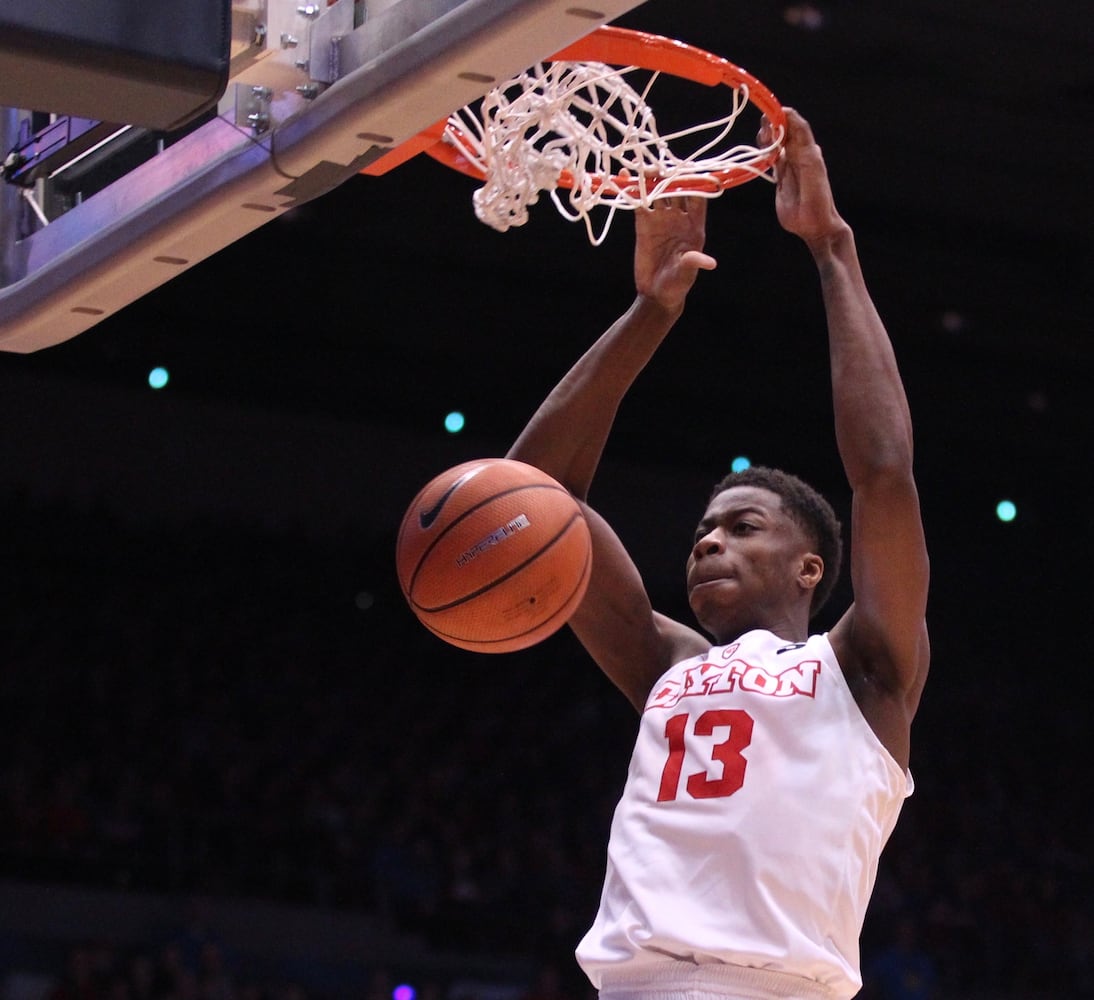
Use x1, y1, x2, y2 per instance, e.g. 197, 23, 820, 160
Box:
829, 603, 929, 693
610, 612, 711, 706
654, 611, 714, 665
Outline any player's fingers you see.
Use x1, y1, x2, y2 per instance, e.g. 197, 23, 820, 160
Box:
652, 194, 695, 213
681, 195, 706, 216
770, 145, 787, 186
681, 249, 717, 271
758, 113, 775, 147
781, 106, 815, 148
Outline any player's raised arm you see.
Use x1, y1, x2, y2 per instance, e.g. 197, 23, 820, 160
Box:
506, 199, 717, 708
769, 108, 930, 765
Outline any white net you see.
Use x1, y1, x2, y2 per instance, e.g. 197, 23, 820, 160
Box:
443, 59, 782, 245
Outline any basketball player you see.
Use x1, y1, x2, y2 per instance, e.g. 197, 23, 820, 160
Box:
506, 108, 929, 1000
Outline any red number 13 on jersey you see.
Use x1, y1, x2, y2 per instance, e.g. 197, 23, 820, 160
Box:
657, 709, 755, 802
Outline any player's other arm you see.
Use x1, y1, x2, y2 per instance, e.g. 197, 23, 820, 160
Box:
771, 109, 929, 759
506, 200, 716, 709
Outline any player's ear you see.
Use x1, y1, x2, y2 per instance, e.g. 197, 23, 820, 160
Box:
799, 553, 823, 593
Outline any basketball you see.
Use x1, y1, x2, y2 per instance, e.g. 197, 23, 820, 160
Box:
396, 458, 592, 653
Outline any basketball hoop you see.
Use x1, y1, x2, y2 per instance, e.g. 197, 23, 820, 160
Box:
425, 26, 786, 245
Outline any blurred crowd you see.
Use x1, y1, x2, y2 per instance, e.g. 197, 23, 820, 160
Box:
1, 490, 1091, 999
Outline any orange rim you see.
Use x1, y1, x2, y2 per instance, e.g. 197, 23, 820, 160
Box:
425, 24, 786, 193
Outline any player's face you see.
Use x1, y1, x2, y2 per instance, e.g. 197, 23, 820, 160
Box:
686, 485, 818, 642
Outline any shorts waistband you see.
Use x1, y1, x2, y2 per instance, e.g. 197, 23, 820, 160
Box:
595, 961, 838, 1000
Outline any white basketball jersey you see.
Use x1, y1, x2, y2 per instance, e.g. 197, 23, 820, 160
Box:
576, 630, 912, 1000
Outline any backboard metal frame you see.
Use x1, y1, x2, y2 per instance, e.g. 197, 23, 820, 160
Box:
0, 0, 648, 353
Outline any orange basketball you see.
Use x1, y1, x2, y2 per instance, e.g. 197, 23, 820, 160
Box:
396, 458, 592, 653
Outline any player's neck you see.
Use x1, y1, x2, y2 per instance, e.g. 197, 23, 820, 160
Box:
718, 611, 810, 646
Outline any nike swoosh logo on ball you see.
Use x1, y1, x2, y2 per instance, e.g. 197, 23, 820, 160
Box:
418, 466, 485, 529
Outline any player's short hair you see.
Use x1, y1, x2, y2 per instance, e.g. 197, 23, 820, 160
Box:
709, 466, 843, 618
